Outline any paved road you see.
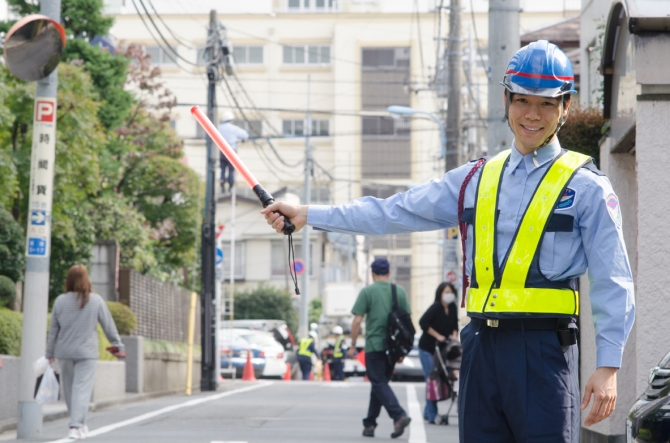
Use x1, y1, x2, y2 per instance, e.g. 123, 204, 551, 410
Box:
1, 381, 459, 443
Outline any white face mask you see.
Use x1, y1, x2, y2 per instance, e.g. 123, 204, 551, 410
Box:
442, 292, 456, 305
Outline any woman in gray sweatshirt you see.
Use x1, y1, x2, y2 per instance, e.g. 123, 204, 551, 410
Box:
46, 264, 125, 440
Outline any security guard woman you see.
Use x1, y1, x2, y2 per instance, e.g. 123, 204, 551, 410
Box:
262, 40, 635, 442
297, 331, 319, 380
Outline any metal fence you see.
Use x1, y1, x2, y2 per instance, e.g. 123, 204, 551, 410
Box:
118, 269, 200, 344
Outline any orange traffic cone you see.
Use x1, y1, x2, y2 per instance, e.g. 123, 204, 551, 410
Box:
323, 362, 332, 382
283, 363, 292, 381
309, 371, 314, 381
242, 351, 256, 381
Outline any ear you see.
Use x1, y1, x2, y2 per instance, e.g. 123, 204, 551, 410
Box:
563, 96, 572, 117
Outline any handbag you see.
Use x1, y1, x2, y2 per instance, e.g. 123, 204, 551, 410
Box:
426, 373, 451, 402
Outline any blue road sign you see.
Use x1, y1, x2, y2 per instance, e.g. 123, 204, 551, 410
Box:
292, 259, 305, 275
30, 210, 47, 226
28, 237, 47, 256
216, 248, 224, 265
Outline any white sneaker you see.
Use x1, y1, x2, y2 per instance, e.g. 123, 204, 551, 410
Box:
80, 426, 89, 439
68, 428, 82, 440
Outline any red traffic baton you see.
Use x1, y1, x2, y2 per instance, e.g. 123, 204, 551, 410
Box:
191, 106, 295, 235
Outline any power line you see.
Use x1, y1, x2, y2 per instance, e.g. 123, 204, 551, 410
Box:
130, 0, 198, 73
469, 0, 489, 76
165, 75, 431, 86
146, 0, 195, 49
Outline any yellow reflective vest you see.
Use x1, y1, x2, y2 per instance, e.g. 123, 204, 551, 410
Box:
466, 149, 590, 317
298, 338, 314, 357
333, 336, 344, 359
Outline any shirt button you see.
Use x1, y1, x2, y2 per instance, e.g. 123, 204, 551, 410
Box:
518, 180, 523, 184
509, 214, 514, 219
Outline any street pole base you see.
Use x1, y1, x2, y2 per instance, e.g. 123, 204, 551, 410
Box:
17, 401, 42, 439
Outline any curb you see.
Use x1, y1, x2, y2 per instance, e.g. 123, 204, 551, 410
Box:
0, 388, 202, 436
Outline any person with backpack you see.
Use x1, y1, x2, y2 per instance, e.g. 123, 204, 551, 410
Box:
262, 40, 635, 443
347, 258, 412, 439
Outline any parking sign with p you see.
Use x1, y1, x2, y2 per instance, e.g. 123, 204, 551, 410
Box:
35, 100, 55, 122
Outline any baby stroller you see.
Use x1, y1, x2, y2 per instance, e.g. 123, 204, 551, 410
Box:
426, 338, 462, 425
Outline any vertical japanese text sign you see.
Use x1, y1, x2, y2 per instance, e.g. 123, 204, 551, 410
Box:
26, 98, 57, 258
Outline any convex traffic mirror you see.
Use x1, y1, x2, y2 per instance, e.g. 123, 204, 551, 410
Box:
4, 14, 66, 81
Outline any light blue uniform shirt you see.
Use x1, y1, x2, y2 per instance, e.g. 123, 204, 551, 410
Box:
217, 122, 249, 150
307, 140, 635, 369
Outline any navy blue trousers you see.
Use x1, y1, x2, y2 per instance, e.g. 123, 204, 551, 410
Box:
331, 358, 344, 381
297, 356, 312, 380
363, 351, 406, 428
458, 320, 579, 443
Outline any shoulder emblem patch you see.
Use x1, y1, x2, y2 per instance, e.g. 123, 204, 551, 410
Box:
606, 194, 622, 229
556, 188, 576, 210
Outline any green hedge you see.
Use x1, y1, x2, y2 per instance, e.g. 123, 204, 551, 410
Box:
0, 308, 22, 355
0, 307, 117, 360
0, 276, 16, 308
106, 301, 137, 335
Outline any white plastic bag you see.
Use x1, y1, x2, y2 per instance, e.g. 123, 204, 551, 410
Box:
34, 356, 49, 377
35, 365, 59, 404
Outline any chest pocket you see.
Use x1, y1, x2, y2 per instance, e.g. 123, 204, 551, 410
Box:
460, 208, 573, 233
546, 214, 574, 232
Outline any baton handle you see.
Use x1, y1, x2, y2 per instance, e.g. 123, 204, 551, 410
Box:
253, 184, 296, 235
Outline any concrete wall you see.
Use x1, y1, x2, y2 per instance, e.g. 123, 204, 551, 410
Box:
0, 356, 126, 423
143, 351, 200, 395
635, 100, 670, 391
0, 356, 20, 423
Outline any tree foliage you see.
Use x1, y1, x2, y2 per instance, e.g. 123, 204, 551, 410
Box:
560, 106, 607, 167
0, 3, 201, 300
234, 284, 298, 334
0, 207, 25, 283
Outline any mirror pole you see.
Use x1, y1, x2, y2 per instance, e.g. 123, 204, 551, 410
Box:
16, 0, 61, 439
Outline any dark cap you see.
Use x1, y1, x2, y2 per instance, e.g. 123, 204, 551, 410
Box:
370, 257, 390, 275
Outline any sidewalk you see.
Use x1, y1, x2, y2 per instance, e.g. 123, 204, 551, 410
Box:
0, 386, 208, 437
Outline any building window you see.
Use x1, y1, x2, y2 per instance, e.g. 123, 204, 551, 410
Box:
233, 46, 264, 65
361, 116, 410, 138
288, 0, 338, 12
271, 240, 313, 277
145, 45, 176, 66
220, 241, 245, 280
283, 45, 331, 65
282, 119, 330, 137
231, 119, 263, 138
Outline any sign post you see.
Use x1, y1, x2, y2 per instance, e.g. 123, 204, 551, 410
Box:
7, 4, 66, 439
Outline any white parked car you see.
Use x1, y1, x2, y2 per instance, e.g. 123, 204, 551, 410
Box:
236, 329, 287, 378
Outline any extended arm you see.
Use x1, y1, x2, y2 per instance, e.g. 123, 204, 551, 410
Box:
261, 163, 474, 235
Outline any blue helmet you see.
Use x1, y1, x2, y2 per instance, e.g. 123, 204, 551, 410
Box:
501, 40, 576, 98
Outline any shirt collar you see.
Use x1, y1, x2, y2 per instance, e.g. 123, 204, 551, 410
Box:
507, 139, 562, 175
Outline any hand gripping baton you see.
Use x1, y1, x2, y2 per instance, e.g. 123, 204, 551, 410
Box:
190, 106, 296, 235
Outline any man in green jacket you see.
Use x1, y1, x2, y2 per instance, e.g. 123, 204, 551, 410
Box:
348, 258, 412, 439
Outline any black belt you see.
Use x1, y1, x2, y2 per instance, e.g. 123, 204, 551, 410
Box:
470, 317, 574, 330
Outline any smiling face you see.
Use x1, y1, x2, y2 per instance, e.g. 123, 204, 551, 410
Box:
506, 92, 570, 155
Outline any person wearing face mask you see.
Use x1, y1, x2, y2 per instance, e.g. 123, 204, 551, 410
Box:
261, 40, 634, 442
418, 282, 459, 424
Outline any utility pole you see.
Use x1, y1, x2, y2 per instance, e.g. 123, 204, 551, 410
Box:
487, 0, 520, 155
201, 9, 220, 392
300, 75, 313, 339
440, 0, 463, 286
17, 0, 61, 438
445, 0, 462, 172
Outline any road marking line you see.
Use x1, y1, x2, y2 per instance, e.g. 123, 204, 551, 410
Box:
406, 384, 427, 443
45, 382, 273, 443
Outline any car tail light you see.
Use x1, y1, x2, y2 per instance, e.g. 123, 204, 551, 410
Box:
277, 352, 283, 359
220, 348, 230, 355
260, 351, 265, 357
